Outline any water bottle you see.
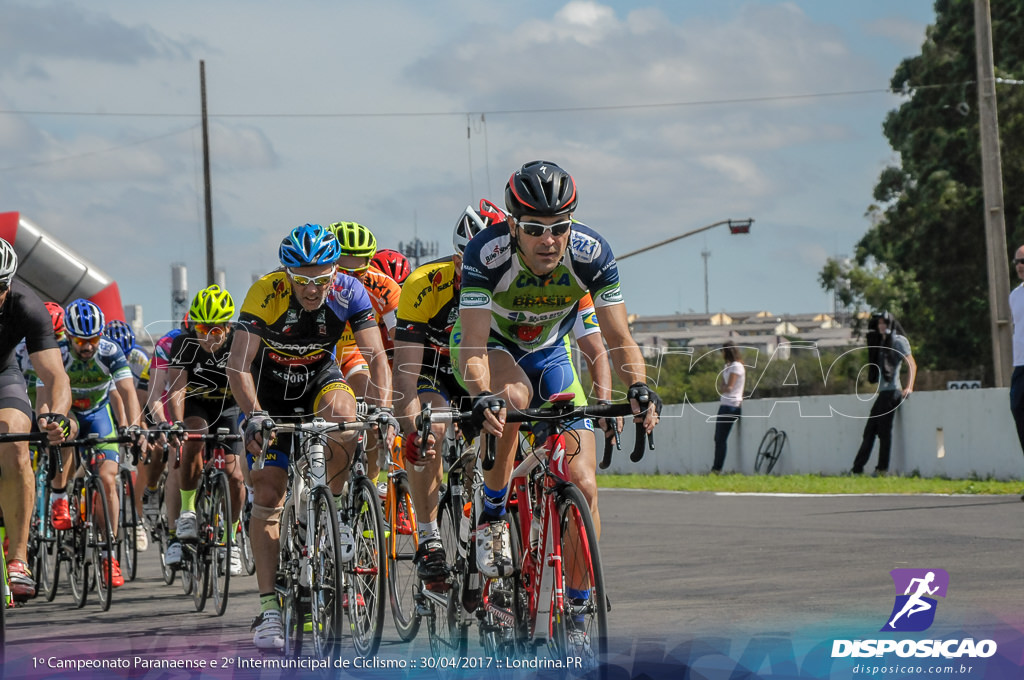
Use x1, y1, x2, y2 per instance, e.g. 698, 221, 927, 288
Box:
457, 501, 473, 557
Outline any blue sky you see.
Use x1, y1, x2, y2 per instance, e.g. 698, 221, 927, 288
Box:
0, 0, 937, 326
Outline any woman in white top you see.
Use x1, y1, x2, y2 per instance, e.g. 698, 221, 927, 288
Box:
712, 341, 745, 473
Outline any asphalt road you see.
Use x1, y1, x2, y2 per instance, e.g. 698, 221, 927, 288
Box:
5, 489, 1021, 677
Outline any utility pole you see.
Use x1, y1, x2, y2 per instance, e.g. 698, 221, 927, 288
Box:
974, 0, 1012, 386
200, 60, 216, 286
701, 248, 711, 314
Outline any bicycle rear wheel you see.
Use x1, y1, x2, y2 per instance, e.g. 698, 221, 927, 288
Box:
67, 481, 89, 608
118, 469, 139, 582
766, 430, 786, 474
237, 501, 256, 576
755, 428, 778, 473
346, 476, 386, 657
206, 473, 232, 616
549, 484, 607, 669
89, 478, 115, 612
387, 474, 420, 641
309, 487, 343, 662
426, 490, 469, 659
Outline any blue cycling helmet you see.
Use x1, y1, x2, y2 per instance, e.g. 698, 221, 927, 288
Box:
103, 319, 136, 355
279, 224, 341, 268
65, 299, 105, 338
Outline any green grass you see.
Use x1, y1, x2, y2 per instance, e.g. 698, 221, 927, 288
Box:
598, 473, 1023, 496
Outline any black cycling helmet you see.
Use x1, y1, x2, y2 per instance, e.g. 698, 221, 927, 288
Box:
504, 160, 578, 219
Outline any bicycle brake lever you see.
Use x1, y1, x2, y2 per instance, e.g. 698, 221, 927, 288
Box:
629, 422, 647, 462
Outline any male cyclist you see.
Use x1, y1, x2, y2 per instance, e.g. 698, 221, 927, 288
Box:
371, 249, 411, 286
163, 285, 246, 574
227, 223, 393, 650
103, 319, 151, 551
0, 240, 73, 600
454, 162, 661, 632
328, 221, 401, 493
51, 299, 145, 588
397, 202, 617, 584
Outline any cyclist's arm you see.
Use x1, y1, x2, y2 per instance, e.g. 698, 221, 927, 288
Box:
226, 327, 262, 416
354, 325, 391, 408
114, 375, 142, 427
31, 346, 71, 418
145, 366, 169, 425
593, 302, 658, 432
457, 306, 493, 396
164, 366, 188, 423
392, 339, 425, 433
109, 384, 127, 426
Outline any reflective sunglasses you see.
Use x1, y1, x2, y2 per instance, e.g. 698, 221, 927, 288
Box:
287, 269, 335, 287
71, 335, 101, 347
194, 322, 227, 335
517, 218, 572, 237
338, 265, 369, 275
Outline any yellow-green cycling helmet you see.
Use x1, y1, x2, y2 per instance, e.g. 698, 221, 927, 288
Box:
328, 222, 377, 259
188, 285, 235, 324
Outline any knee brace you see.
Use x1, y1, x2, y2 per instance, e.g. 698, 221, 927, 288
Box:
251, 504, 284, 526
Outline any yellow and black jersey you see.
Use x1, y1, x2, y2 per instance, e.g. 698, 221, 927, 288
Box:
395, 257, 459, 373
238, 270, 376, 384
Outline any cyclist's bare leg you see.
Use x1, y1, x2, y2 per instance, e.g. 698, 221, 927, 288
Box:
347, 369, 383, 484
566, 427, 599, 591
408, 391, 449, 525
178, 415, 207, 499
250, 465, 288, 594
0, 409, 34, 564
225, 454, 245, 524
165, 462, 182, 530
480, 350, 530, 495
98, 457, 120, 540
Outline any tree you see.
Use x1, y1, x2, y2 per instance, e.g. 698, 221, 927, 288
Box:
820, 0, 1024, 382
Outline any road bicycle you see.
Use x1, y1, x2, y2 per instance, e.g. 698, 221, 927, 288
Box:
416, 394, 653, 670
254, 407, 395, 662
31, 439, 63, 601
168, 429, 240, 616
755, 427, 786, 474
45, 433, 137, 611
384, 433, 420, 642
115, 452, 141, 583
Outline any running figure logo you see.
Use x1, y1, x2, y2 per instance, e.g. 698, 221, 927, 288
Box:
882, 568, 949, 632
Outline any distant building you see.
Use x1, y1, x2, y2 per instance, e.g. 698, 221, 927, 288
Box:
628, 310, 857, 360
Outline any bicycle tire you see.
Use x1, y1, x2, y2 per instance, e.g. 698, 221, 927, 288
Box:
89, 478, 115, 612
766, 430, 786, 474
67, 480, 89, 608
277, 503, 305, 658
387, 474, 420, 642
426, 490, 469, 660
346, 476, 386, 657
39, 484, 61, 602
156, 480, 175, 586
309, 487, 344, 662
28, 451, 48, 583
207, 473, 232, 617
189, 477, 210, 612
118, 470, 139, 582
237, 503, 256, 576
754, 427, 778, 473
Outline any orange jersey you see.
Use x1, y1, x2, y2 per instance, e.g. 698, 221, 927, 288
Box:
336, 265, 400, 354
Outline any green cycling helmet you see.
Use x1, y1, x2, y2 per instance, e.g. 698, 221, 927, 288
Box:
188, 285, 235, 324
328, 222, 377, 259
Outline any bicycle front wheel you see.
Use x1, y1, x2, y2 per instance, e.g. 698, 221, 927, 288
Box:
427, 489, 468, 659
346, 476, 386, 657
550, 484, 607, 668
237, 502, 256, 576
39, 484, 61, 602
118, 470, 139, 582
67, 481, 89, 609
89, 478, 115, 612
309, 487, 344, 662
387, 474, 420, 641
205, 473, 232, 617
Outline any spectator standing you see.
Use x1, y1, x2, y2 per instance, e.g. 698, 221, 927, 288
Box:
711, 341, 745, 473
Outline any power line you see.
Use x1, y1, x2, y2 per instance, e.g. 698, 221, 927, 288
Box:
0, 124, 198, 173
0, 82, 981, 121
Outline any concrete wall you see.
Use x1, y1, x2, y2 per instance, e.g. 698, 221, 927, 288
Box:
599, 388, 1024, 480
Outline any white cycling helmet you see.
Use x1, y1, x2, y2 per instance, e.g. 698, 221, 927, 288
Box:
453, 206, 488, 255
0, 238, 17, 284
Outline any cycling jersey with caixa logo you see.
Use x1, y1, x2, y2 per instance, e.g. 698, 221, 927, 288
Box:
238, 270, 376, 386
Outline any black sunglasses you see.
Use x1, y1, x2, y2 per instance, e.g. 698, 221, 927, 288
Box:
0, 278, 10, 293
1015, 258, 1024, 266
